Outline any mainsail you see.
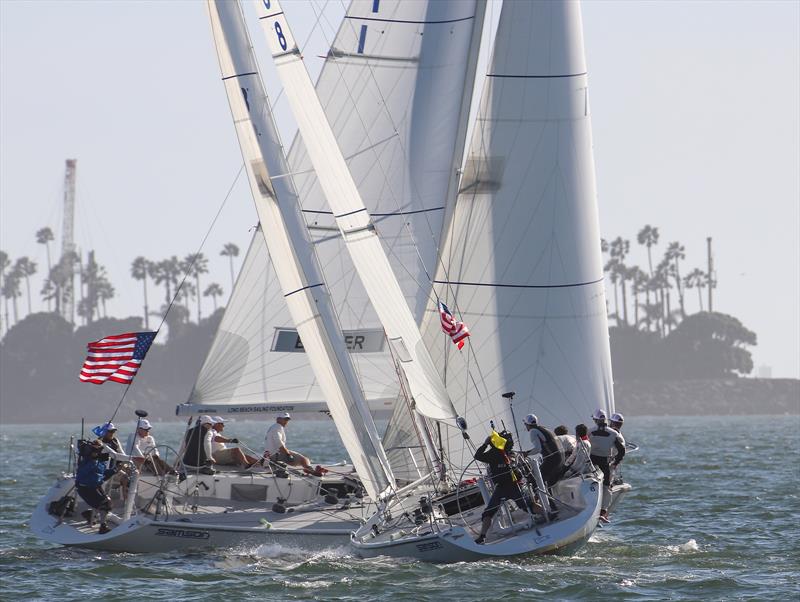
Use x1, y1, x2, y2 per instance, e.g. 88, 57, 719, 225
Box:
186, 1, 485, 423
421, 0, 616, 471
205, 0, 393, 499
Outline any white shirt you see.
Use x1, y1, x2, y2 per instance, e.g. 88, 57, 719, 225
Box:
264, 422, 287, 456
557, 434, 576, 458
566, 438, 592, 474
211, 429, 227, 453
125, 432, 158, 459
528, 428, 547, 455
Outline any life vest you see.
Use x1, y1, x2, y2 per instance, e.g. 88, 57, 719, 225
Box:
183, 425, 209, 466
530, 425, 564, 465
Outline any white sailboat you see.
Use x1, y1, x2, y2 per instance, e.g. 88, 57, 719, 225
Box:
257, 0, 615, 562
30, 0, 485, 552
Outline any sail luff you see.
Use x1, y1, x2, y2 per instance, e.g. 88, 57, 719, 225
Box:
207, 0, 394, 499
256, 0, 457, 424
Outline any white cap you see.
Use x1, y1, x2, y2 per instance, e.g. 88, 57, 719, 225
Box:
592, 409, 607, 421
138, 419, 152, 430
199, 415, 214, 425
523, 414, 538, 426
610, 412, 624, 424
212, 416, 225, 424
277, 412, 291, 419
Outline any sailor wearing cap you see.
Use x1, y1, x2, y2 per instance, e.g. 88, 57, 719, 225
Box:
182, 415, 217, 474
125, 419, 175, 475
522, 414, 565, 487
589, 409, 626, 521
263, 413, 313, 471
210, 416, 258, 468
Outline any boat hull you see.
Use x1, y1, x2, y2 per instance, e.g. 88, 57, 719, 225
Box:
31, 474, 362, 553
352, 476, 602, 563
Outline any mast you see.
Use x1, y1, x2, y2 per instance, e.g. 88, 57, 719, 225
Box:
60, 158, 77, 325
256, 0, 458, 424
207, 0, 394, 500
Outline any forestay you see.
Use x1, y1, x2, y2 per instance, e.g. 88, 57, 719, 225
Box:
206, 0, 393, 499
256, 0, 461, 423
420, 1, 616, 472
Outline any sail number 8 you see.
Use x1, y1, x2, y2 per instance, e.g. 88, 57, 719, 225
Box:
274, 22, 287, 51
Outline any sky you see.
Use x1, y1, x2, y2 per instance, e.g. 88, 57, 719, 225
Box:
1, 0, 798, 378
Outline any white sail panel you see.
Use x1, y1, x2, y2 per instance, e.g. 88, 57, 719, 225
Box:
186, 1, 484, 425
421, 0, 615, 467
257, 0, 460, 423
208, 0, 393, 499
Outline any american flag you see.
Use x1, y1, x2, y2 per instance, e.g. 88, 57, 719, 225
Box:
438, 301, 470, 350
79, 332, 157, 385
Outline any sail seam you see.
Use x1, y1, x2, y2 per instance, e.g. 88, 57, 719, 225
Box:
304, 206, 444, 217
283, 283, 325, 297
432, 277, 604, 289
487, 72, 587, 79
344, 15, 474, 25
221, 71, 258, 81
258, 11, 285, 20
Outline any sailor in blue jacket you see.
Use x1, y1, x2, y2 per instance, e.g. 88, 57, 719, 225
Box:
75, 439, 117, 534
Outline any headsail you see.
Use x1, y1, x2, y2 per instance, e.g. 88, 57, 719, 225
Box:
256, 0, 462, 423
207, 0, 393, 499
422, 0, 615, 468
184, 1, 485, 426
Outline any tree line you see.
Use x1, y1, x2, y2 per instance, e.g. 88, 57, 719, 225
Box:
602, 224, 714, 335
0, 226, 243, 335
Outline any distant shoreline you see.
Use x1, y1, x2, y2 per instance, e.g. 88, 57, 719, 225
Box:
1, 378, 797, 425
615, 378, 799, 417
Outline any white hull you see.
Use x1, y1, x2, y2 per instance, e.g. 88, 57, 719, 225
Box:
31, 470, 368, 553
352, 475, 602, 563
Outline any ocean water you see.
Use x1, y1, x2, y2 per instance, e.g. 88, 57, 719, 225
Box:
1, 415, 798, 601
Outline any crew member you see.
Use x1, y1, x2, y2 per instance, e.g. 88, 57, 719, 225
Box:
182, 415, 216, 474
473, 430, 529, 544
554, 425, 576, 459
125, 419, 176, 476
75, 439, 117, 534
263, 413, 314, 472
211, 416, 258, 468
564, 423, 592, 476
589, 409, 626, 521
608, 412, 626, 485
522, 414, 565, 486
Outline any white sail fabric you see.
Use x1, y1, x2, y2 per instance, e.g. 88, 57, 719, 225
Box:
207, 0, 393, 499
185, 1, 484, 427
421, 0, 616, 471
256, 0, 462, 423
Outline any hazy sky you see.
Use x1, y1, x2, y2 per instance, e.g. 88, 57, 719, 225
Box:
1, 0, 798, 378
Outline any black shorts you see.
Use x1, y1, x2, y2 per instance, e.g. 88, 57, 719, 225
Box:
76, 484, 112, 511
481, 483, 529, 519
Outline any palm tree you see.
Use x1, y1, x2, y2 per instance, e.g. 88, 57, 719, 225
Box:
2, 267, 21, 324
637, 225, 660, 276
220, 243, 239, 290
36, 227, 54, 310
604, 257, 622, 324
203, 283, 224, 312
13, 257, 37, 316
184, 252, 209, 322
131, 256, 152, 329
665, 241, 686, 318
655, 258, 674, 334
96, 277, 115, 318
684, 268, 707, 312
152, 257, 181, 307
628, 266, 649, 328
609, 238, 630, 325
0, 251, 10, 332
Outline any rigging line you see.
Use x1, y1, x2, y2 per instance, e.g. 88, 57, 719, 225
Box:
105, 164, 245, 424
